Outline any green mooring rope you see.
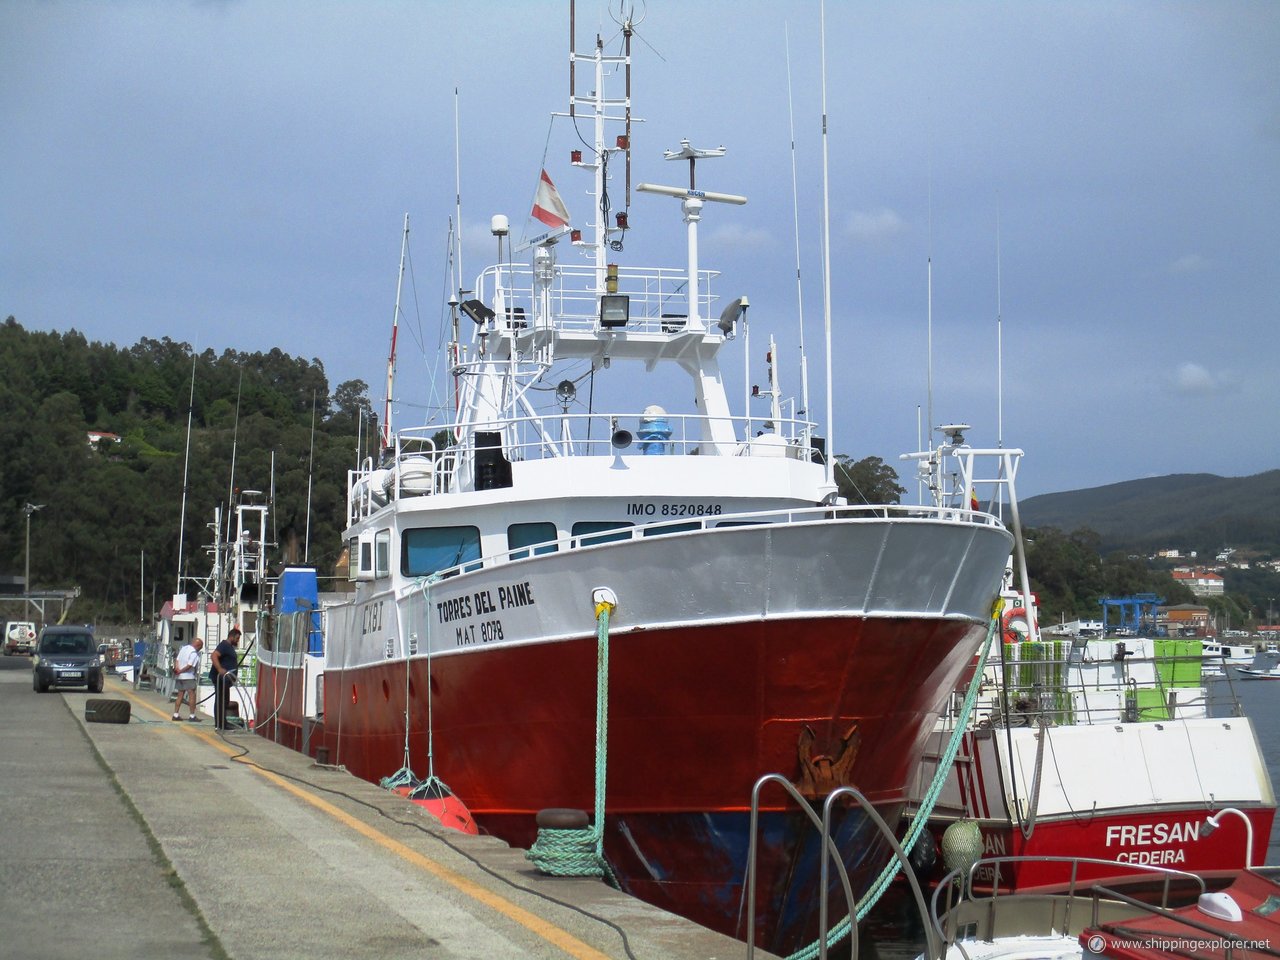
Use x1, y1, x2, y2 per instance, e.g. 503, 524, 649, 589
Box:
784, 607, 1003, 960
526, 601, 614, 880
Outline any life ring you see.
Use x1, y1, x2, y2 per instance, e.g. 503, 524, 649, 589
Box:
1002, 606, 1036, 643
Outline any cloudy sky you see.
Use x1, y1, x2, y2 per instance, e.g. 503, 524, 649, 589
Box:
3, 1, 1277, 497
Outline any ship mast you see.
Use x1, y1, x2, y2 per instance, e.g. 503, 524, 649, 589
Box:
382, 214, 409, 450
568, 11, 632, 296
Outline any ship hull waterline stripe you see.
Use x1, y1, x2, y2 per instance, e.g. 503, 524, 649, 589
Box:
115, 686, 615, 960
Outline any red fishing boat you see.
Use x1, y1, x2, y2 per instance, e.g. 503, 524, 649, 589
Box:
256, 9, 1020, 953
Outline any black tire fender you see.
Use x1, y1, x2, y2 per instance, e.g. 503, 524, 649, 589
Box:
535, 808, 590, 830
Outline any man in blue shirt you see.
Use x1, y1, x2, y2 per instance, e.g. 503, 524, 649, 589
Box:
212, 627, 241, 730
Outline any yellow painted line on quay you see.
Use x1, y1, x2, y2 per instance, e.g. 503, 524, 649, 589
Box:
115, 686, 614, 960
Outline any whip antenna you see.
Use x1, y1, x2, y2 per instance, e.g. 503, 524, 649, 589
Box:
819, 0, 835, 488
785, 23, 811, 434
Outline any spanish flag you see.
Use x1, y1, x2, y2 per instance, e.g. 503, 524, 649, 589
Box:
970, 489, 980, 512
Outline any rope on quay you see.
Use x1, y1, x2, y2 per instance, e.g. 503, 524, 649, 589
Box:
527, 591, 616, 882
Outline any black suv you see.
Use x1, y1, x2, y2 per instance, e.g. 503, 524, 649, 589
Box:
33, 627, 104, 693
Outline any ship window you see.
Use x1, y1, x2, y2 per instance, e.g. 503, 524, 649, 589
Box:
508, 522, 559, 560
572, 521, 633, 547
643, 521, 699, 537
356, 533, 375, 581
375, 529, 391, 578
402, 526, 482, 578
715, 520, 767, 527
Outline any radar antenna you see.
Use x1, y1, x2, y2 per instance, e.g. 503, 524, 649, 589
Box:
636, 140, 746, 330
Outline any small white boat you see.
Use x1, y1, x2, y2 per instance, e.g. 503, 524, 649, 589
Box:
1235, 666, 1280, 680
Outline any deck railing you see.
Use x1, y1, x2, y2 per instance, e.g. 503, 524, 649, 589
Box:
475, 261, 720, 334
941, 644, 1245, 728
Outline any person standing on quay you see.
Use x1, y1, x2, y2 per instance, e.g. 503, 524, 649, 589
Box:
172, 636, 204, 721
212, 627, 241, 730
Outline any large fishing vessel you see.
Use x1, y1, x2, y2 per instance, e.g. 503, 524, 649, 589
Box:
256, 11, 1018, 952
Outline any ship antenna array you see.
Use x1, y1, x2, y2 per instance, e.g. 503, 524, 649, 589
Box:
566, 0, 640, 280
636, 142, 746, 329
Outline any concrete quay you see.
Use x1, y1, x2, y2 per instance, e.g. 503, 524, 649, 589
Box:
0, 660, 775, 960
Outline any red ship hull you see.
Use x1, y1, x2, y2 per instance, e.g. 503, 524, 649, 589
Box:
258, 613, 988, 951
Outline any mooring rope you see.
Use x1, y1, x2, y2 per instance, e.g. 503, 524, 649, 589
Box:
526, 596, 615, 880
785, 604, 1004, 960
381, 576, 456, 800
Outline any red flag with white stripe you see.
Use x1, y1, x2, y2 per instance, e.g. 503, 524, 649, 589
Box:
531, 169, 571, 228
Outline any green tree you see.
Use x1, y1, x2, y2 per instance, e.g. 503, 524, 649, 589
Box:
835, 455, 905, 505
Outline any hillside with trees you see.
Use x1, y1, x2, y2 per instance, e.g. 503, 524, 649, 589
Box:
0, 318, 376, 624
1021, 472, 1280, 555
1021, 473, 1280, 630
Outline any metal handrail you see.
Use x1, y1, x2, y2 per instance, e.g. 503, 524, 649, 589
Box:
744, 776, 938, 960
822, 787, 939, 960
390, 502, 1007, 592
742, 778, 860, 960
476, 260, 721, 330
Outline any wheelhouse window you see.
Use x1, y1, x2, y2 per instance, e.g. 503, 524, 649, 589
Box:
402, 526, 482, 578
350, 537, 370, 581
571, 521, 634, 547
508, 522, 559, 560
375, 529, 392, 578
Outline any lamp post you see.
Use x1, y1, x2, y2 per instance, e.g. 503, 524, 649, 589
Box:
1203, 807, 1255, 868
23, 503, 44, 618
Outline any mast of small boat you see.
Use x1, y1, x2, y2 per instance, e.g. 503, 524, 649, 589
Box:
451, 85, 464, 422
176, 355, 196, 595
304, 397, 316, 562
996, 202, 1004, 450
382, 214, 409, 451
759, 335, 785, 427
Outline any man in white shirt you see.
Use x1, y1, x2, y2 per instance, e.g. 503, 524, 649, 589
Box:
173, 637, 204, 721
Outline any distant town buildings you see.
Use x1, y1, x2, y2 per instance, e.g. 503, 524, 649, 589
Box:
1171, 567, 1225, 597
1162, 604, 1213, 636
1150, 546, 1280, 580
